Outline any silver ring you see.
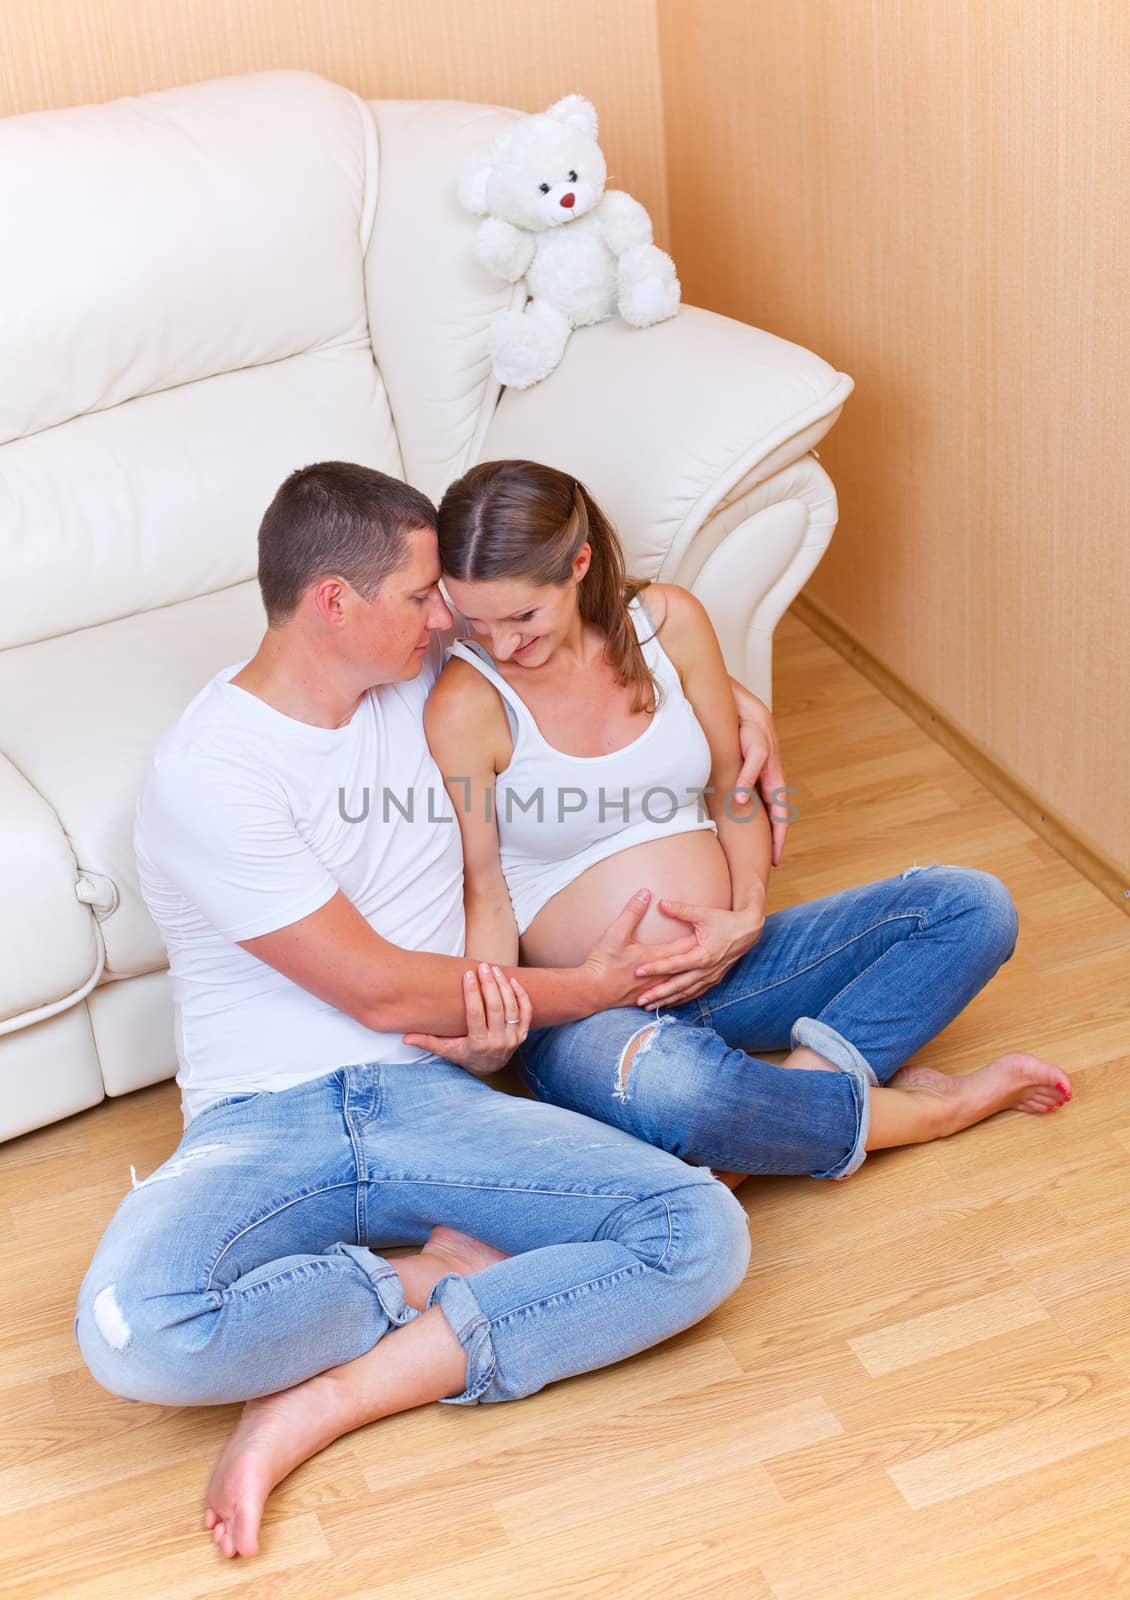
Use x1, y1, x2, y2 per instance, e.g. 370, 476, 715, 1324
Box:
505, 1016, 519, 1025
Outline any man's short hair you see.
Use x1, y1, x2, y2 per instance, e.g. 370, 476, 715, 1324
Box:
257, 462, 437, 625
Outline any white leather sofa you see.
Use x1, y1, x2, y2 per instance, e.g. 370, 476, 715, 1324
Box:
0, 70, 852, 1143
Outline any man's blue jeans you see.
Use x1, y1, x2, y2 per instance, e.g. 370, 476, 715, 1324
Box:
75, 1061, 750, 1407
519, 865, 1021, 1180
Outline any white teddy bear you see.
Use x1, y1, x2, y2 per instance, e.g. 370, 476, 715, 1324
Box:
460, 94, 681, 389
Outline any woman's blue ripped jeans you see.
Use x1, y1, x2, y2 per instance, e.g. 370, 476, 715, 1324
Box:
74, 1060, 750, 1408
519, 865, 1020, 1181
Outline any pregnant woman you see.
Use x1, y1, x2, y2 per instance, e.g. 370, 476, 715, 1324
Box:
420, 459, 1070, 1181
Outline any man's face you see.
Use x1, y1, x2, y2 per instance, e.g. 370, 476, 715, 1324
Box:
354, 526, 452, 683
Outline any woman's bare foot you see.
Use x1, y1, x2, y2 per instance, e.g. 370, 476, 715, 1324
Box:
888, 1051, 1072, 1134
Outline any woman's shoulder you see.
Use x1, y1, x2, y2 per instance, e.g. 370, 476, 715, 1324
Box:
637, 583, 714, 657
428, 651, 499, 714
425, 653, 512, 754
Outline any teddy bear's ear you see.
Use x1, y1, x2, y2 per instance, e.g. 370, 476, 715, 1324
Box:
458, 166, 493, 216
545, 94, 599, 142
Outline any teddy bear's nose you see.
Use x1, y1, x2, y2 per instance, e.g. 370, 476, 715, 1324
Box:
560, 192, 576, 208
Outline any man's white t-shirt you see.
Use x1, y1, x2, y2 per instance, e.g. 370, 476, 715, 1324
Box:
134, 635, 465, 1124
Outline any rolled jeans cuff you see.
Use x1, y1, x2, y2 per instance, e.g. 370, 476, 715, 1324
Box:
332, 1243, 420, 1328
790, 1016, 877, 1181
426, 1271, 499, 1406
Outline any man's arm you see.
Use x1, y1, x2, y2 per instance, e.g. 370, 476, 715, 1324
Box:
239, 885, 673, 1038
148, 745, 684, 1042
655, 587, 771, 913
728, 674, 790, 866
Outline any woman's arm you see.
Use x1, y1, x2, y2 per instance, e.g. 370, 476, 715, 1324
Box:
424, 658, 521, 966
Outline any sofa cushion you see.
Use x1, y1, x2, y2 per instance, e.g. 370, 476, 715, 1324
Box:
88, 969, 175, 1099
0, 1008, 105, 1146
0, 70, 376, 442
0, 70, 402, 650
1, 348, 399, 652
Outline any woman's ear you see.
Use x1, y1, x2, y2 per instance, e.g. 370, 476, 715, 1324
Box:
572, 543, 592, 583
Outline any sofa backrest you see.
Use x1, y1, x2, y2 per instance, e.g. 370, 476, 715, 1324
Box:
362, 98, 521, 506
0, 70, 402, 652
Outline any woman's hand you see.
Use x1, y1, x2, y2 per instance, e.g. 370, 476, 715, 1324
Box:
579, 890, 699, 1009
633, 894, 767, 1008
730, 680, 790, 868
402, 962, 532, 1077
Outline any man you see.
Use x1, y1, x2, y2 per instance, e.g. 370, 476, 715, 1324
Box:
75, 462, 760, 1560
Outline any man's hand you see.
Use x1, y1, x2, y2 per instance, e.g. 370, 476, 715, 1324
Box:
580, 890, 698, 1009
402, 962, 532, 1076
633, 894, 767, 1008
730, 680, 790, 867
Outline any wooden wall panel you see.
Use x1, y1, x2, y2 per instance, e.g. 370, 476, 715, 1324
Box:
0, 0, 669, 239
658, 0, 1130, 875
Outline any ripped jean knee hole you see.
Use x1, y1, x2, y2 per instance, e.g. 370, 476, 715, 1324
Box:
614, 1015, 674, 1103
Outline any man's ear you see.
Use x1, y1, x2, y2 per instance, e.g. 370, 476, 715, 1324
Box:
458, 166, 493, 215
311, 575, 349, 625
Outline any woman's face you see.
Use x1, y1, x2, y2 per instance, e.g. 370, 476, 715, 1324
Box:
443, 546, 590, 669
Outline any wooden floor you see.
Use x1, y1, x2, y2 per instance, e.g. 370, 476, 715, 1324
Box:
3, 609, 1128, 1600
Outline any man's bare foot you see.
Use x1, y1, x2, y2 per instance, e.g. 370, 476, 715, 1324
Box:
203, 1230, 505, 1559
418, 1224, 509, 1275
203, 1371, 352, 1559
888, 1051, 1072, 1134
395, 1225, 510, 1311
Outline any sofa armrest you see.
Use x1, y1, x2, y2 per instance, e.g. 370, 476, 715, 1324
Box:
0, 751, 103, 1030
477, 304, 852, 582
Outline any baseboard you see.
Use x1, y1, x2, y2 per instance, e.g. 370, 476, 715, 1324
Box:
790, 595, 1130, 918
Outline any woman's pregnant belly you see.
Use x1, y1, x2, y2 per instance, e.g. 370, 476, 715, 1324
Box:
518, 829, 733, 970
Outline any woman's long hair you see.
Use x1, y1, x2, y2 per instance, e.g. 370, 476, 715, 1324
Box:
436, 460, 657, 713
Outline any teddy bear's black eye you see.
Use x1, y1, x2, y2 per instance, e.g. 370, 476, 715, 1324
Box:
568, 169, 578, 183
538, 182, 550, 194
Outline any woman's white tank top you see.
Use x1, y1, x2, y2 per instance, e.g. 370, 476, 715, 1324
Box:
448, 595, 717, 934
